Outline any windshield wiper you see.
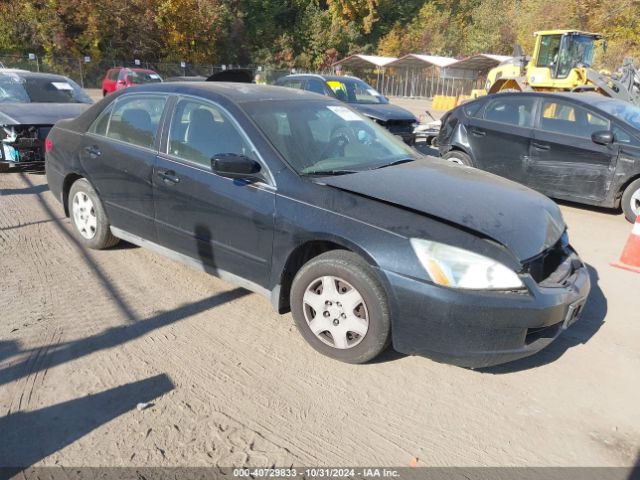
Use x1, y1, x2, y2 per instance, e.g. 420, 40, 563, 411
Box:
302, 169, 360, 176
373, 158, 415, 170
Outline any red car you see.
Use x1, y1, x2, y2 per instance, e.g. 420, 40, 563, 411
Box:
101, 67, 162, 96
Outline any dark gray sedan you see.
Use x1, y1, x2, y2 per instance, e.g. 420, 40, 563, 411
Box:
45, 82, 590, 367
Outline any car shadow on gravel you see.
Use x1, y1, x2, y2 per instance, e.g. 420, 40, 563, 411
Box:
479, 264, 606, 374
0, 374, 174, 472
0, 287, 249, 388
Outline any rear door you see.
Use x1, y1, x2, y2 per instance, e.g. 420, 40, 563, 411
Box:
529, 98, 618, 201
153, 96, 275, 288
81, 93, 168, 240
465, 95, 536, 183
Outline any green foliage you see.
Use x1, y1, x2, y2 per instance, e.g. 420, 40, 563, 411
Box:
0, 0, 638, 70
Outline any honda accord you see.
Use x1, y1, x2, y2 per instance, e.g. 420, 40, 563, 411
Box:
45, 83, 591, 367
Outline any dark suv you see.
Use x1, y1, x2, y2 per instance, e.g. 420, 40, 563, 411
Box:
276, 74, 418, 145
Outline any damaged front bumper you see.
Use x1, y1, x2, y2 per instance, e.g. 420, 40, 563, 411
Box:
1, 125, 50, 169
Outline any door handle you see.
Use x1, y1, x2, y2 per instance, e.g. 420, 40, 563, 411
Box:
84, 145, 101, 157
532, 142, 550, 151
470, 128, 486, 137
157, 170, 180, 185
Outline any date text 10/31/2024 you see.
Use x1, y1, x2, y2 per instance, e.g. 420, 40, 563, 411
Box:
232, 468, 401, 478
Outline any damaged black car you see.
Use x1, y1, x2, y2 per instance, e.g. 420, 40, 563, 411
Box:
46, 83, 590, 368
438, 92, 640, 222
0, 69, 92, 172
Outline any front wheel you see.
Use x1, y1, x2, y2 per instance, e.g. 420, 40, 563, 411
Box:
621, 178, 640, 223
68, 178, 119, 249
290, 251, 391, 363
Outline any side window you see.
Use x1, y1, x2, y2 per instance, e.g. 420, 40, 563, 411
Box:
539, 100, 610, 138
484, 97, 535, 127
537, 34, 562, 68
305, 80, 330, 96
108, 69, 119, 81
106, 95, 166, 149
168, 99, 254, 167
89, 103, 114, 136
283, 79, 303, 90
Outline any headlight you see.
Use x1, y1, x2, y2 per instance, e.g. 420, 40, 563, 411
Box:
410, 239, 524, 290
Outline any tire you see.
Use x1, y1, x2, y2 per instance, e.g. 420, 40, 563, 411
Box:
102, 90, 107, 97
290, 250, 391, 364
621, 178, 640, 223
0, 163, 10, 173
68, 178, 119, 249
443, 150, 473, 166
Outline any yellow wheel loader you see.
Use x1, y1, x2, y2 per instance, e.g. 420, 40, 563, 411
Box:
486, 30, 640, 104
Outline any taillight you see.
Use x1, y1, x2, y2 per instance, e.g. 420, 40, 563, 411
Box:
44, 138, 53, 153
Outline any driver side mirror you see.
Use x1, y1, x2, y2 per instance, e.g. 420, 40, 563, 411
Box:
591, 130, 614, 146
211, 153, 262, 180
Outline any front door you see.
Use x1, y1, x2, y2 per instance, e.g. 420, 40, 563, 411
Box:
81, 93, 168, 240
153, 97, 275, 288
528, 98, 618, 201
466, 95, 536, 184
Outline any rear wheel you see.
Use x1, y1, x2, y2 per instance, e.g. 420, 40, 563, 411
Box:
68, 178, 119, 249
0, 163, 10, 173
621, 178, 640, 223
102, 90, 107, 97
443, 150, 473, 166
290, 251, 391, 364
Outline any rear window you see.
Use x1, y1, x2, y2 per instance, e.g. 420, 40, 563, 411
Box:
124, 70, 163, 84
0, 73, 92, 104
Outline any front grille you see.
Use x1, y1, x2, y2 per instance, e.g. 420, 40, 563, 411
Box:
384, 120, 414, 135
525, 238, 570, 283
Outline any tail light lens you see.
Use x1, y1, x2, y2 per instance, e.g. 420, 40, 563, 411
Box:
44, 138, 53, 153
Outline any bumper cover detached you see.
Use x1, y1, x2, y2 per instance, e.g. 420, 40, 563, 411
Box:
385, 251, 591, 368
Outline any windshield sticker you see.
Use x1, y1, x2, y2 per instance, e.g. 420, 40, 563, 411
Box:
327, 106, 361, 122
52, 82, 74, 91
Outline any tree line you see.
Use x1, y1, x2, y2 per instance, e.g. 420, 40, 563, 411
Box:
1, 0, 638, 71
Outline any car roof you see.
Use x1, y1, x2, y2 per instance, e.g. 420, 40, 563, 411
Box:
482, 91, 631, 108
281, 73, 362, 82
0, 69, 75, 82
117, 81, 338, 104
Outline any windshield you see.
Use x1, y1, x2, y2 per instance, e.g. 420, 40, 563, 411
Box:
326, 78, 388, 105
557, 34, 596, 78
243, 100, 420, 175
593, 99, 640, 130
126, 70, 163, 84
0, 73, 92, 104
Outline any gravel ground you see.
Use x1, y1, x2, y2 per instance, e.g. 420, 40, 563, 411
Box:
0, 94, 639, 469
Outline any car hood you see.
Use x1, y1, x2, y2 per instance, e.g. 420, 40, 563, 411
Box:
350, 103, 417, 122
316, 158, 565, 262
0, 103, 91, 125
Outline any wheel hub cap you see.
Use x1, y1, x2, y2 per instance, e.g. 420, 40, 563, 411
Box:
72, 192, 97, 240
302, 275, 369, 350
631, 189, 640, 216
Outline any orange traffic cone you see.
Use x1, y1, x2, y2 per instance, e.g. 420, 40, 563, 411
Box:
611, 216, 640, 273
